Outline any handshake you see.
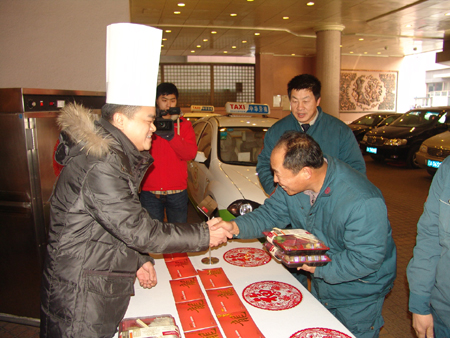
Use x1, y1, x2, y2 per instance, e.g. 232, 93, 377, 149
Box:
206, 218, 240, 247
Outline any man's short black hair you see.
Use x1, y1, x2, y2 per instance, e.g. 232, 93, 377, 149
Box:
101, 104, 140, 122
156, 82, 179, 100
274, 131, 324, 174
287, 74, 321, 101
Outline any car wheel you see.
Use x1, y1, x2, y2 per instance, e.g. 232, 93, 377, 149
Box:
370, 154, 384, 163
426, 168, 436, 176
406, 144, 421, 169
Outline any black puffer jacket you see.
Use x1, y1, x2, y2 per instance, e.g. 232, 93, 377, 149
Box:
40, 104, 209, 338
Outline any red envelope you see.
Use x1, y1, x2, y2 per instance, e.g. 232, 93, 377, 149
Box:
163, 252, 189, 262
175, 299, 217, 332
170, 277, 205, 303
197, 268, 232, 290
206, 287, 247, 315
184, 326, 224, 338
166, 258, 197, 280
217, 311, 265, 338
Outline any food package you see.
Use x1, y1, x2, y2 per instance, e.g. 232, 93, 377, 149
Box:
264, 241, 331, 268
263, 228, 329, 255
119, 315, 180, 338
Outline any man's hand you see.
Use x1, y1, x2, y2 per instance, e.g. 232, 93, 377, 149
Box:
297, 264, 316, 274
210, 220, 239, 236
206, 217, 222, 227
412, 313, 434, 338
136, 261, 157, 289
209, 221, 233, 247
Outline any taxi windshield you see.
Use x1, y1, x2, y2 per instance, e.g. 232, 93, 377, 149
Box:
218, 127, 268, 165
390, 111, 442, 127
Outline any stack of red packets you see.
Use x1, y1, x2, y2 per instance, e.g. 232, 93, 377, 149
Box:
263, 228, 331, 268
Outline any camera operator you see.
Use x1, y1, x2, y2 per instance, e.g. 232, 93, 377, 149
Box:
140, 83, 197, 223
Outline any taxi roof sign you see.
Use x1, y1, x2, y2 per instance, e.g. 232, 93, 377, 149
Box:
190, 105, 215, 112
225, 102, 270, 115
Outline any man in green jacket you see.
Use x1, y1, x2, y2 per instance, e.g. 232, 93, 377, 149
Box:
407, 156, 450, 338
213, 131, 396, 338
256, 74, 365, 195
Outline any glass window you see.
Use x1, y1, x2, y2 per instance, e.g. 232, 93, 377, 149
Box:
391, 111, 440, 127
219, 127, 267, 165
197, 124, 213, 158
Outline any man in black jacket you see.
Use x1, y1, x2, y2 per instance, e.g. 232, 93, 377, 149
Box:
40, 102, 231, 337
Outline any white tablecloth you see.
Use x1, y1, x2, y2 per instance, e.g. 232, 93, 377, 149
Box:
119, 239, 355, 338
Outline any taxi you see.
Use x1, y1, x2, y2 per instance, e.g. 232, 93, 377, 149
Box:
187, 103, 277, 221
182, 105, 221, 123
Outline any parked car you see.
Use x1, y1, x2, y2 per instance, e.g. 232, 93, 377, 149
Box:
187, 114, 277, 221
416, 130, 450, 175
182, 105, 222, 123
360, 106, 450, 168
348, 112, 399, 144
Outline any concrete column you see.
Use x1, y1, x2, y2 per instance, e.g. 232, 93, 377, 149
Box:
314, 24, 345, 119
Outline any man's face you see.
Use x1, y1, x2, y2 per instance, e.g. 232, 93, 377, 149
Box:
271, 146, 307, 196
290, 89, 321, 124
156, 94, 177, 120
121, 106, 156, 151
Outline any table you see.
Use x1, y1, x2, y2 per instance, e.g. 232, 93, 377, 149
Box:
119, 239, 356, 338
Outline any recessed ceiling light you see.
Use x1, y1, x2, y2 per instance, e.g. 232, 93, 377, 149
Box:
162, 38, 167, 41
254, 32, 260, 36
165, 30, 172, 33
174, 11, 181, 14
359, 38, 364, 41
177, 3, 185, 6
196, 45, 201, 48
223, 51, 228, 54
211, 31, 217, 34
377, 52, 381, 54
364, 52, 367, 54
291, 54, 296, 56
247, 0, 254, 2
350, 51, 354, 54
242, 40, 248, 43
191, 50, 195, 53
230, 13, 237, 17
232, 46, 237, 49
203, 38, 208, 42
307, 2, 315, 6
405, 24, 412, 27
340, 45, 343, 47
283, 17, 289, 20
161, 45, 164, 48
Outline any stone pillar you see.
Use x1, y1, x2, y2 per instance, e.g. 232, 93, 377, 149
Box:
314, 24, 345, 119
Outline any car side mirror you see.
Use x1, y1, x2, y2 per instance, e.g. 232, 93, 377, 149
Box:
195, 151, 208, 163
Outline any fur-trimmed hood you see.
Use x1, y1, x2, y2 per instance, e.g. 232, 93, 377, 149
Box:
56, 103, 111, 162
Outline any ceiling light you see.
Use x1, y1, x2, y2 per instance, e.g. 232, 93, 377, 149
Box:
364, 52, 367, 54
174, 11, 181, 14
161, 45, 164, 48
196, 45, 201, 48
191, 50, 195, 53
165, 30, 172, 33
283, 17, 289, 20
230, 13, 237, 17
405, 24, 412, 27
350, 51, 354, 54
203, 38, 208, 42
445, 12, 450, 16
162, 38, 167, 41
211, 31, 217, 34
254, 32, 260, 36
359, 38, 364, 41
291, 54, 296, 56
242, 40, 248, 43
177, 3, 185, 6
307, 2, 315, 6
377, 52, 381, 54
247, 0, 254, 2
340, 45, 343, 47
232, 46, 237, 49
223, 51, 228, 54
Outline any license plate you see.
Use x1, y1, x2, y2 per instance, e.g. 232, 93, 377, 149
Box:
427, 159, 442, 169
366, 147, 377, 154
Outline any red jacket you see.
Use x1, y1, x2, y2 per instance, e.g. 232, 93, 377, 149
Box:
141, 116, 197, 191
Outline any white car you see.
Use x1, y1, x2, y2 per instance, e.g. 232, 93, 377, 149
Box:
187, 112, 277, 221
182, 105, 222, 123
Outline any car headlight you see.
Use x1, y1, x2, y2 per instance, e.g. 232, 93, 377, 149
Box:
419, 144, 428, 153
227, 199, 261, 217
384, 138, 407, 146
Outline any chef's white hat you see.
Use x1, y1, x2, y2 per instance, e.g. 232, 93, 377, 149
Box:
106, 23, 162, 106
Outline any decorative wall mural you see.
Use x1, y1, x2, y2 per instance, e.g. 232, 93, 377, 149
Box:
340, 70, 397, 112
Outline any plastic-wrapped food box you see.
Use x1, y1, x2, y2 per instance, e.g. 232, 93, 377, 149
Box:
119, 315, 180, 338
264, 241, 331, 268
263, 228, 330, 255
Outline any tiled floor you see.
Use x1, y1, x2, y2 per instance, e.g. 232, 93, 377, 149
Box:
0, 154, 433, 337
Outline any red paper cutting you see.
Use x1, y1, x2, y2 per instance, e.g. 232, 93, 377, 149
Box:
290, 327, 352, 338
242, 281, 302, 311
223, 247, 271, 267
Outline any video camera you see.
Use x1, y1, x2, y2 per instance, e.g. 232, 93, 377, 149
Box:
154, 107, 181, 140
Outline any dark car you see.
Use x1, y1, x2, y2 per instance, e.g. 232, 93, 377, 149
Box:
360, 107, 450, 168
348, 113, 400, 143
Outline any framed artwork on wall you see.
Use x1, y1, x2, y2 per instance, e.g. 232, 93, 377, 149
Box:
340, 70, 398, 112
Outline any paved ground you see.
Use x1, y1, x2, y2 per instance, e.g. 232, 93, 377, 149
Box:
0, 154, 433, 337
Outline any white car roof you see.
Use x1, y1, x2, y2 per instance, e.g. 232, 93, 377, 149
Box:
212, 115, 278, 128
